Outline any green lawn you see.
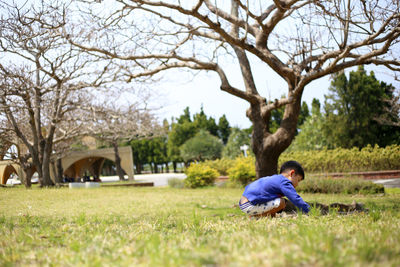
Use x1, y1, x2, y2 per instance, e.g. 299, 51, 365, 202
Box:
1, 187, 399, 266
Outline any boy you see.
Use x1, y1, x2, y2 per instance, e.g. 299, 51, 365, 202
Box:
239, 160, 310, 218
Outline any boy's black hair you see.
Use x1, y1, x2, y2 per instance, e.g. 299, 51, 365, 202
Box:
279, 160, 305, 180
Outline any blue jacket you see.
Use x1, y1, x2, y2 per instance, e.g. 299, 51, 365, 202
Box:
243, 174, 310, 213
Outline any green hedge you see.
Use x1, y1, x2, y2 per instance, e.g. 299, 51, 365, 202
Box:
297, 177, 385, 194
279, 144, 400, 173
202, 145, 399, 176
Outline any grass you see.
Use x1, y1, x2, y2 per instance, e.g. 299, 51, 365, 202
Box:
1, 187, 400, 266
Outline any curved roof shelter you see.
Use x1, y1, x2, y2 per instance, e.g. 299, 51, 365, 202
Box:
0, 146, 134, 185
0, 161, 20, 185
62, 146, 134, 180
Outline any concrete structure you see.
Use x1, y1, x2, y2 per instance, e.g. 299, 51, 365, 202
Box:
0, 146, 134, 185
0, 161, 24, 185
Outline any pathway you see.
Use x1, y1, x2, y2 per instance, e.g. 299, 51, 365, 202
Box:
101, 173, 186, 187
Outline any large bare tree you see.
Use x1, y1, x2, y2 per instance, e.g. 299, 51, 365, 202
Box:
71, 0, 399, 177
0, 1, 117, 186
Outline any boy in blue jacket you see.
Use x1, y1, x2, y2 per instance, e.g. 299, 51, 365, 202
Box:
239, 160, 310, 218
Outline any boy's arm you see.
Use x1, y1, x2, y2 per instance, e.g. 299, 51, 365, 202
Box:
280, 180, 310, 213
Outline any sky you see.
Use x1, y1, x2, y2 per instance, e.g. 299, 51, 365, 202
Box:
158, 60, 399, 129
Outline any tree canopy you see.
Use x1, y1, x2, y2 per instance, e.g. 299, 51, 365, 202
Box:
290, 67, 400, 151
180, 129, 224, 162
324, 66, 400, 148
167, 107, 232, 164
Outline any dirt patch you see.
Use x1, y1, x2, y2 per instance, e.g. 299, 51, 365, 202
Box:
282, 199, 368, 215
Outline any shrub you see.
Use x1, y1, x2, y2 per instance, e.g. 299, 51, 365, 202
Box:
201, 158, 235, 176
279, 144, 400, 173
168, 178, 185, 189
184, 164, 219, 188
227, 156, 256, 186
296, 176, 385, 194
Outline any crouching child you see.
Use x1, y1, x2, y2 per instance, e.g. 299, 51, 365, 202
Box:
239, 160, 310, 218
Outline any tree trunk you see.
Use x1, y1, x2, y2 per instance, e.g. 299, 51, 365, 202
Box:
254, 151, 280, 178
165, 162, 169, 173
40, 147, 54, 187
50, 161, 57, 184
113, 141, 125, 181
249, 97, 302, 178
153, 163, 158, 173
148, 163, 152, 173
19, 157, 32, 188
173, 162, 177, 173
135, 163, 142, 174
56, 158, 64, 183
41, 157, 54, 187
31, 152, 43, 185
50, 159, 63, 184
22, 167, 33, 188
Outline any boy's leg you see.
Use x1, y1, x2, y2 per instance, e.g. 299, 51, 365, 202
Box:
255, 198, 286, 218
239, 198, 283, 218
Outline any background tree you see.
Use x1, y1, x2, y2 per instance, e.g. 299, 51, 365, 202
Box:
146, 136, 168, 173
218, 115, 231, 145
0, 131, 11, 161
311, 99, 322, 117
49, 113, 96, 184
130, 136, 169, 174
269, 100, 309, 133
70, 0, 400, 176
222, 127, 252, 159
130, 139, 150, 174
192, 106, 219, 136
373, 86, 400, 127
167, 118, 197, 171
0, 107, 86, 187
167, 107, 231, 171
180, 129, 223, 163
298, 102, 310, 128
177, 107, 192, 124
0, 1, 117, 186
85, 103, 160, 180
324, 66, 400, 148
288, 98, 328, 151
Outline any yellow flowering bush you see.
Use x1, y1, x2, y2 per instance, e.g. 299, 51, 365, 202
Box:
227, 156, 256, 186
184, 163, 219, 188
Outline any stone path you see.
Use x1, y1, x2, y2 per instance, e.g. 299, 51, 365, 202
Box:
101, 173, 186, 187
